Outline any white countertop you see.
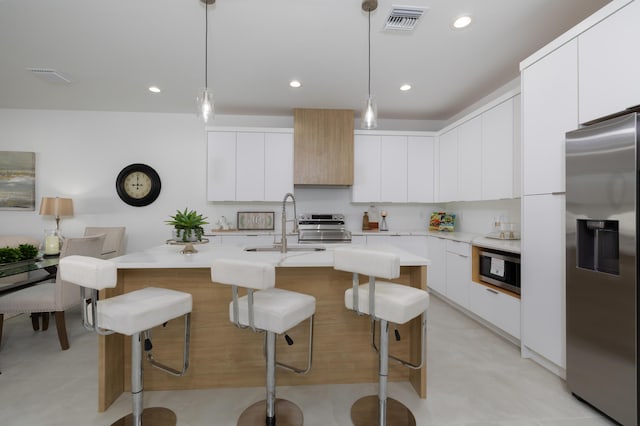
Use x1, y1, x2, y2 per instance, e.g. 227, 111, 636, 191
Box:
471, 236, 521, 254
112, 243, 430, 269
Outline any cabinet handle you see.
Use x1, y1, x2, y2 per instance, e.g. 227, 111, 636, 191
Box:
485, 288, 500, 295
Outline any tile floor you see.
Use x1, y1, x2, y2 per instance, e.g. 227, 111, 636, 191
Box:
0, 296, 616, 426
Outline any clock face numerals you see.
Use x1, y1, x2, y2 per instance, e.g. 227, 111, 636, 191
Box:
116, 164, 161, 207
124, 171, 152, 199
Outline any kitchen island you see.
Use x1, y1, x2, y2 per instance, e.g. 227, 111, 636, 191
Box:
98, 243, 429, 412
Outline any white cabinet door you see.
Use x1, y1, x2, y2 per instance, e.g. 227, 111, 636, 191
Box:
407, 137, 435, 203
221, 234, 275, 247
521, 193, 565, 368
445, 240, 471, 308
352, 135, 382, 202
380, 136, 408, 202
236, 132, 265, 201
457, 116, 483, 201
469, 282, 521, 339
264, 133, 294, 201
438, 129, 458, 202
366, 234, 428, 258
482, 98, 515, 200
522, 39, 578, 196
426, 236, 446, 294
207, 131, 237, 201
579, 1, 640, 124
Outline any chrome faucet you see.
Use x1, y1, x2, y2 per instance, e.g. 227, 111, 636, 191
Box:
281, 192, 298, 253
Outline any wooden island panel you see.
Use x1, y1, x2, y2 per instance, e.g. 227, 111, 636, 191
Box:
98, 265, 427, 412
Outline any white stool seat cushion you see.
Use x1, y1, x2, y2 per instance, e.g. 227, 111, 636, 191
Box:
212, 259, 275, 290
97, 287, 193, 336
334, 247, 400, 279
230, 288, 315, 334
59, 255, 117, 290
345, 282, 429, 324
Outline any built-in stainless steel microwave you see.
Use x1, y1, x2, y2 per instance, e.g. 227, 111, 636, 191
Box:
479, 250, 521, 294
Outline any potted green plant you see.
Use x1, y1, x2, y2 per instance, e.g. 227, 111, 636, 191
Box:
166, 208, 209, 242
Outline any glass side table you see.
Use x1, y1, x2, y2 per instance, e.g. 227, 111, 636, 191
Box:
0, 257, 59, 295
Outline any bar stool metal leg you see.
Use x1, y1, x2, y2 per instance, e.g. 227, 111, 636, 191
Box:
350, 320, 416, 426
111, 333, 177, 426
237, 331, 304, 426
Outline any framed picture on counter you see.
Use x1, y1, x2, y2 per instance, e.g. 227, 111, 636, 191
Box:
237, 211, 275, 230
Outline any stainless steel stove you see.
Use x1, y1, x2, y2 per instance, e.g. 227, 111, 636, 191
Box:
297, 213, 351, 243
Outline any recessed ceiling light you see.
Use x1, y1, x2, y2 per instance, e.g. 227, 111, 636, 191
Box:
452, 15, 472, 29
148, 86, 161, 93
289, 80, 302, 88
400, 84, 412, 91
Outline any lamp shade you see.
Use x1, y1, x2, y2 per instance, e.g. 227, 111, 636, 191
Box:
39, 197, 74, 217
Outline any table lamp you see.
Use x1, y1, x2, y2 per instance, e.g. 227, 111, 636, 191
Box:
39, 197, 74, 256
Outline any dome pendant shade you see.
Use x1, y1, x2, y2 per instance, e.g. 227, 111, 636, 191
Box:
196, 88, 214, 123
361, 96, 378, 129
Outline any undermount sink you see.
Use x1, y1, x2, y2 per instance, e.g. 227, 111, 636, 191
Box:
243, 244, 326, 252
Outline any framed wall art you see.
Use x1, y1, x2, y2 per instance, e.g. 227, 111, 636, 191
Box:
0, 151, 35, 211
237, 211, 275, 230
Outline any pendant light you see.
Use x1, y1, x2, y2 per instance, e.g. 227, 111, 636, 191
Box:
361, 0, 378, 129
196, 0, 215, 123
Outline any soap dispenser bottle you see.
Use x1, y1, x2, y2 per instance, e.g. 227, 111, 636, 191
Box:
362, 212, 370, 231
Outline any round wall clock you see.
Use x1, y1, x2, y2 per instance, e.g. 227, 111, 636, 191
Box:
115, 163, 161, 207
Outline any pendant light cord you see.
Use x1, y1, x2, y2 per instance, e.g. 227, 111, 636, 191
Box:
367, 9, 371, 98
204, 2, 208, 89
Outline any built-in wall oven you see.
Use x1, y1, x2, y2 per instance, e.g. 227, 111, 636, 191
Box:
478, 249, 521, 294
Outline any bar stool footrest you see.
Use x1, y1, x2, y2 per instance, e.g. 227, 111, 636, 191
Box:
110, 407, 177, 426
238, 398, 303, 426
351, 395, 416, 426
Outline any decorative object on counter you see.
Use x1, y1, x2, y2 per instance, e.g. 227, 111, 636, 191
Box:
360, 0, 378, 129
237, 211, 275, 231
362, 212, 369, 231
429, 211, 456, 232
39, 196, 74, 254
486, 222, 520, 240
166, 208, 209, 242
166, 238, 210, 255
196, 0, 216, 123
368, 205, 379, 230
379, 210, 388, 231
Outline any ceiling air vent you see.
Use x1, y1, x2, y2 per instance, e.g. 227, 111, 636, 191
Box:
383, 6, 429, 31
26, 68, 72, 84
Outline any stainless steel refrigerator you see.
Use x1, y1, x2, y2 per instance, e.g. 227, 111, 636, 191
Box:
566, 111, 639, 425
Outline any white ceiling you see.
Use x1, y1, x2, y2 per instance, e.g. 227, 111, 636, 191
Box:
0, 0, 610, 122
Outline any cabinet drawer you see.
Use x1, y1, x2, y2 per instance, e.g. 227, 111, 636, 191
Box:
469, 281, 520, 339
445, 240, 470, 257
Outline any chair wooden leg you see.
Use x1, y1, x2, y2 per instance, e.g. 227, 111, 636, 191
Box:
54, 311, 69, 350
42, 312, 50, 331
30, 313, 40, 331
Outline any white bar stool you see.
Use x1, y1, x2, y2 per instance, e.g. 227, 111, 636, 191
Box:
211, 258, 316, 426
59, 255, 192, 426
333, 247, 430, 426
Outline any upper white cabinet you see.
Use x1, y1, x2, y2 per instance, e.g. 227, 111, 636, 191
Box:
353, 134, 435, 203
438, 129, 458, 202
457, 116, 483, 201
578, 0, 640, 124
482, 96, 521, 200
521, 39, 578, 196
207, 130, 293, 202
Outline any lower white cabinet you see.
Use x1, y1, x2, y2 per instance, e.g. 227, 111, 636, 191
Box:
426, 236, 446, 294
365, 234, 428, 258
220, 234, 276, 247
445, 240, 471, 309
469, 281, 521, 339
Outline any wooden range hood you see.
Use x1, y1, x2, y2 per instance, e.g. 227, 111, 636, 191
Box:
293, 108, 354, 186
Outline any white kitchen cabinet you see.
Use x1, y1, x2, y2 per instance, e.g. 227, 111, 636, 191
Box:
578, 0, 640, 124
264, 133, 294, 200
352, 135, 382, 202
380, 136, 408, 202
365, 234, 428, 259
521, 39, 578, 196
445, 240, 471, 309
407, 136, 435, 203
220, 234, 276, 247
207, 130, 293, 202
426, 236, 446, 295
438, 129, 458, 202
207, 131, 237, 201
521, 193, 565, 368
469, 281, 521, 339
482, 97, 519, 200
236, 132, 265, 201
457, 116, 483, 201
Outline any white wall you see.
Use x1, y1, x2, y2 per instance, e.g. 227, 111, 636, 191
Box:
0, 108, 517, 253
